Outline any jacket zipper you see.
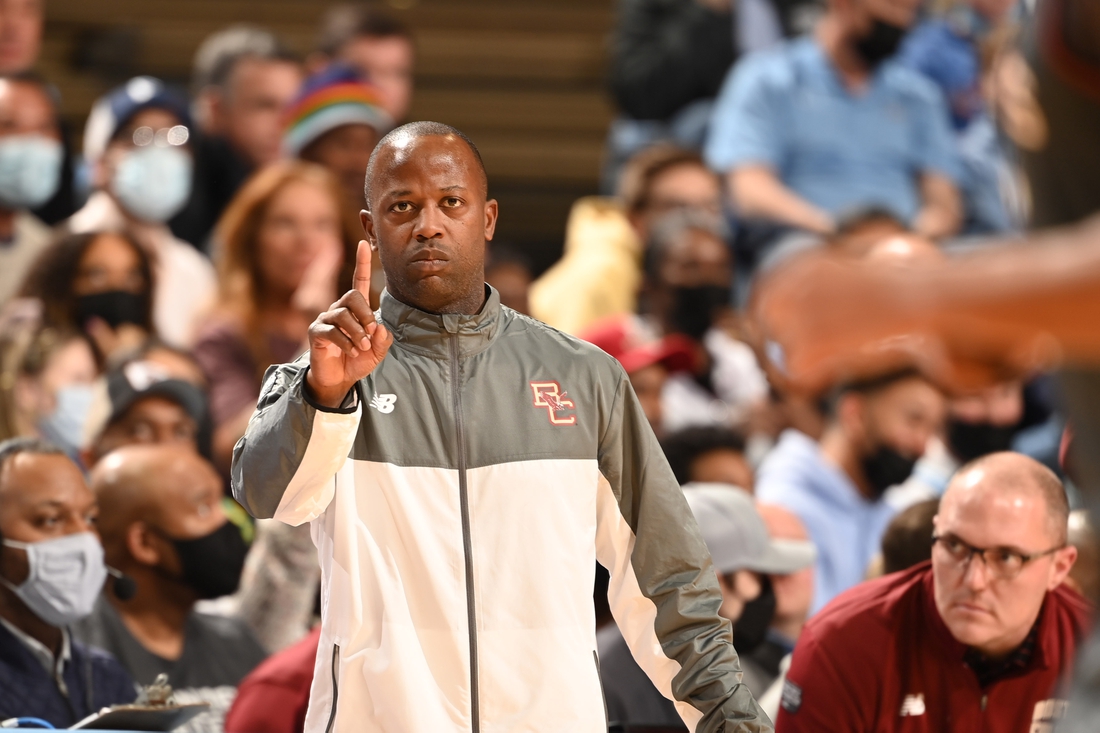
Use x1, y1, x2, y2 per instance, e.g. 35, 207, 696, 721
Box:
325, 643, 340, 733
451, 333, 480, 732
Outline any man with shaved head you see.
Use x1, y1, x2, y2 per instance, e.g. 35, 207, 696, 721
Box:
232, 121, 771, 731
775, 452, 1090, 732
76, 446, 265, 733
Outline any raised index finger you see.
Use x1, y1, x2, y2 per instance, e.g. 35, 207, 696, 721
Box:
353, 239, 372, 300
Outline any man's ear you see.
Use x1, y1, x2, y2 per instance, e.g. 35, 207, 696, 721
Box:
360, 209, 377, 251
1049, 545, 1078, 591
483, 199, 499, 242
127, 522, 162, 567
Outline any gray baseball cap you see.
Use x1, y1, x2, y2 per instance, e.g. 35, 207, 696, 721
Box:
683, 483, 816, 576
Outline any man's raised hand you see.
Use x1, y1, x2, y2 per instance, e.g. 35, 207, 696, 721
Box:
306, 240, 393, 407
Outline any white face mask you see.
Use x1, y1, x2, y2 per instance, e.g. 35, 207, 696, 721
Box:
37, 384, 95, 456
0, 135, 63, 210
0, 532, 107, 626
111, 145, 193, 223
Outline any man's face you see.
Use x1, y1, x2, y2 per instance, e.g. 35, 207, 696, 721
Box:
363, 133, 498, 315
634, 163, 722, 241
0, 78, 57, 141
341, 35, 414, 122
138, 453, 226, 579
933, 468, 1076, 657
949, 381, 1023, 427
0, 0, 41, 74
0, 453, 98, 589
93, 396, 199, 460
302, 123, 380, 209
854, 377, 945, 461
219, 57, 302, 168
657, 228, 732, 290
758, 504, 815, 629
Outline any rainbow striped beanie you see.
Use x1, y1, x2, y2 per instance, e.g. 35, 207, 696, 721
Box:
282, 63, 394, 157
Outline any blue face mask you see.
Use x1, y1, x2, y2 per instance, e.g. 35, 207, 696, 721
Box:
0, 135, 63, 210
0, 532, 107, 626
111, 146, 193, 223
37, 384, 96, 455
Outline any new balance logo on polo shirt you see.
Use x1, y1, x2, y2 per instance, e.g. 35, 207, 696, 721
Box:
370, 394, 397, 413
899, 694, 925, 717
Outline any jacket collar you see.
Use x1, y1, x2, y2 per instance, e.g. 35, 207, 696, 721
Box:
380, 284, 502, 359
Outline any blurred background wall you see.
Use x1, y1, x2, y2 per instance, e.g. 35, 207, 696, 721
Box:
40, 0, 615, 273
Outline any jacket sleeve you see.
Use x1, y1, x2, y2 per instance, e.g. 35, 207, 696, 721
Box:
231, 357, 362, 525
609, 0, 736, 120
595, 368, 772, 732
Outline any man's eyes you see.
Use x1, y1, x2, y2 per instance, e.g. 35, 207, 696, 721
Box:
391, 202, 414, 213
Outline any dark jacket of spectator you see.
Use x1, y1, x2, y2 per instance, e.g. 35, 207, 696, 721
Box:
777, 563, 1091, 732
0, 621, 136, 727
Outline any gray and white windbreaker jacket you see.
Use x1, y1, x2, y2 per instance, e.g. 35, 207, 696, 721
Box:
232, 287, 771, 733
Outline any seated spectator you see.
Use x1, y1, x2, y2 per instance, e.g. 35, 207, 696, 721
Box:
21, 230, 155, 365
579, 315, 694, 437
310, 3, 415, 123
706, 0, 963, 241
661, 425, 755, 489
599, 485, 815, 726
0, 438, 136, 726
67, 77, 216, 348
194, 161, 357, 475
223, 624, 319, 733
484, 244, 533, 316
642, 210, 769, 434
777, 452, 1089, 732
753, 504, 816, 721
756, 369, 945, 613
82, 358, 207, 467
0, 324, 97, 458
77, 445, 265, 733
0, 73, 64, 304
531, 145, 722, 334
175, 26, 303, 249
283, 64, 393, 217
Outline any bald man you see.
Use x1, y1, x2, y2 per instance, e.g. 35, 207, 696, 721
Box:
232, 121, 770, 732
775, 452, 1090, 732
74, 446, 265, 733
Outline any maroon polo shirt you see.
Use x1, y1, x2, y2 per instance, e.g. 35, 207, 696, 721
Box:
776, 562, 1092, 732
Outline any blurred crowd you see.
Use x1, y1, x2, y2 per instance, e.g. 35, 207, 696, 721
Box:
0, 0, 1095, 731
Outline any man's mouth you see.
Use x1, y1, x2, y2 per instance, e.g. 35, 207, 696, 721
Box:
409, 249, 449, 274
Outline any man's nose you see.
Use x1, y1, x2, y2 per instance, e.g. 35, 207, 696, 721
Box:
962, 552, 991, 591
414, 204, 446, 241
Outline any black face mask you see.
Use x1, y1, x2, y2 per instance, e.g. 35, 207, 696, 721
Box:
164, 521, 249, 600
860, 443, 918, 498
668, 285, 732, 341
75, 290, 148, 330
733, 575, 776, 655
947, 419, 1017, 464
852, 17, 908, 69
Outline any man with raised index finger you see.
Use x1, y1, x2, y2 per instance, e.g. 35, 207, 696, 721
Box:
231, 121, 771, 733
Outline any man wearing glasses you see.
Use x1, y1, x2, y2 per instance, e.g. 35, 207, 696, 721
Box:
774, 451, 1090, 732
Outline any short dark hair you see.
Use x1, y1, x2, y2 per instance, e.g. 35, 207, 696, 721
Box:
881, 498, 939, 575
661, 426, 747, 486
364, 120, 486, 207
833, 206, 907, 238
0, 70, 60, 110
191, 25, 298, 94
825, 367, 928, 418
617, 144, 709, 216
315, 3, 414, 57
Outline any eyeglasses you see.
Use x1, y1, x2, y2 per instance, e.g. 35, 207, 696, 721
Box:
931, 533, 1063, 580
130, 125, 190, 148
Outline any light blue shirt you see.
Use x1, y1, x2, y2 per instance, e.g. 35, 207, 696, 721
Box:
705, 37, 962, 222
755, 430, 899, 615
